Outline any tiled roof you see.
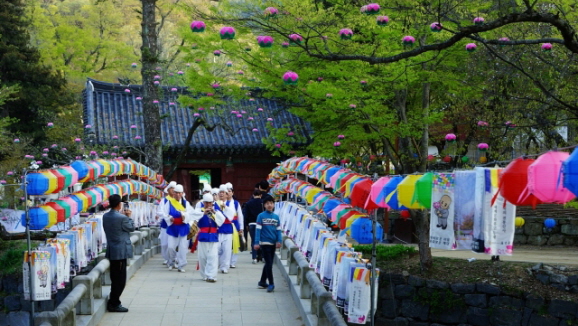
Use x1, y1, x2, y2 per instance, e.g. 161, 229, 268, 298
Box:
83, 79, 311, 153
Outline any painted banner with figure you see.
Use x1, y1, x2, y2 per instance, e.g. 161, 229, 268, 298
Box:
454, 171, 476, 250
482, 169, 516, 255
429, 173, 456, 249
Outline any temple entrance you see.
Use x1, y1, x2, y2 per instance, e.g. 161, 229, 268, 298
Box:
188, 168, 221, 203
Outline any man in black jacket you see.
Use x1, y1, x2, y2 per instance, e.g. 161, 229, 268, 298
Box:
243, 190, 263, 263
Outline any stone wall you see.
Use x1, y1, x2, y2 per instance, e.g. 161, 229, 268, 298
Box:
513, 216, 578, 246
376, 273, 578, 326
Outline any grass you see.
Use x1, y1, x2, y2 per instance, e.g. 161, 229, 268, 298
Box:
353, 244, 417, 261
0, 239, 39, 276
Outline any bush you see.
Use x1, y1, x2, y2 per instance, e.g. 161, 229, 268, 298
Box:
0, 239, 37, 276
353, 244, 417, 261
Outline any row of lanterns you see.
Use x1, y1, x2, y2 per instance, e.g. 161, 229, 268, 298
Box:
26, 159, 167, 196
26, 180, 163, 230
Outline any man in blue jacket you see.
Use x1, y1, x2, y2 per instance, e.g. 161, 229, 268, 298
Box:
103, 194, 135, 312
253, 197, 282, 293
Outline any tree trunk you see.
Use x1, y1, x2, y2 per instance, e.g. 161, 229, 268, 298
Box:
141, 0, 163, 172
416, 81, 433, 271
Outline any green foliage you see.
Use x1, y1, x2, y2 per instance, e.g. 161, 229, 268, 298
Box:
353, 244, 416, 261
0, 239, 37, 276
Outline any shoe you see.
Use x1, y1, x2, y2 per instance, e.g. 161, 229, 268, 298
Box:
252, 259, 257, 264
168, 265, 173, 271
230, 265, 236, 269
267, 285, 275, 293
206, 278, 216, 283
258, 282, 268, 289
221, 269, 228, 274
178, 269, 185, 273
107, 305, 129, 312
174, 263, 178, 269
162, 260, 168, 265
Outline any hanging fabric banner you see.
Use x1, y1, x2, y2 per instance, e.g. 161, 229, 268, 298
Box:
429, 173, 456, 250
454, 171, 476, 250
483, 169, 516, 255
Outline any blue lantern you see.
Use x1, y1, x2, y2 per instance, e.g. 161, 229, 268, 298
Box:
26, 173, 50, 196
383, 176, 406, 210
322, 198, 342, 215
544, 218, 556, 229
562, 148, 578, 197
351, 217, 383, 244
23, 207, 49, 230
71, 160, 89, 181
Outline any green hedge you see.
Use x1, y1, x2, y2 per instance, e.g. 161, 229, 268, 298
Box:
353, 244, 416, 261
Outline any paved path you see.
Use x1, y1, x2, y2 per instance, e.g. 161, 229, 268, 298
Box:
98, 251, 305, 326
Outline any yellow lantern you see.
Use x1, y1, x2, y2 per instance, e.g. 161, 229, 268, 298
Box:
479, 157, 487, 163
397, 175, 423, 209
515, 217, 525, 228
41, 205, 58, 228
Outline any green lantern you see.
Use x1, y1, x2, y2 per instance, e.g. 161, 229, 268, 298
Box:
461, 156, 469, 163
414, 172, 434, 209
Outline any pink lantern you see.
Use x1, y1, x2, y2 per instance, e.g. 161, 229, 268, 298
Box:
473, 17, 485, 25
477, 143, 489, 151
361, 3, 380, 14
264, 7, 278, 17
154, 81, 160, 85
281, 42, 290, 48
257, 35, 274, 48
74, 138, 81, 142
124, 89, 130, 93
275, 144, 281, 148
287, 131, 295, 136
85, 124, 92, 128
236, 114, 243, 118
248, 117, 254, 121
193, 113, 200, 117
338, 28, 353, 40
177, 71, 184, 75
51, 144, 58, 148
498, 37, 510, 47
333, 142, 341, 147
43, 148, 49, 152
131, 63, 137, 68
130, 125, 137, 129
349, 104, 356, 109
430, 22, 442, 32
190, 21, 206, 33
213, 50, 221, 56
135, 135, 142, 140
153, 100, 159, 104
113, 135, 119, 139
288, 34, 303, 44
136, 97, 142, 101
257, 108, 263, 111
252, 128, 259, 132
402, 36, 415, 46
154, 75, 161, 80
477, 121, 489, 127
198, 107, 205, 111
282, 71, 299, 85
445, 133, 456, 142
525, 151, 575, 204
212, 83, 220, 89
237, 70, 244, 75
326, 93, 333, 98
337, 135, 345, 139
267, 118, 273, 121
542, 43, 552, 52
376, 16, 389, 26
47, 122, 54, 128
219, 27, 236, 40
466, 43, 477, 52
171, 88, 178, 92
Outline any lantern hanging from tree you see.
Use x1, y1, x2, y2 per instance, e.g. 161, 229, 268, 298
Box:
47, 122, 54, 128
477, 143, 489, 152
541, 43, 552, 52
131, 63, 137, 68
282, 71, 299, 85
264, 7, 278, 17
430, 22, 442, 32
466, 43, 477, 52
257, 35, 274, 48
397, 175, 423, 209
333, 142, 341, 147
288, 34, 303, 44
498, 37, 510, 47
219, 27, 236, 40
361, 3, 380, 14
442, 155, 452, 163
473, 17, 485, 25
376, 16, 389, 26
190, 21, 206, 33
445, 133, 456, 143
479, 157, 487, 163
213, 50, 221, 56
477, 120, 488, 129
281, 42, 290, 48
402, 36, 415, 47
461, 156, 469, 163
338, 28, 353, 40
500, 157, 542, 206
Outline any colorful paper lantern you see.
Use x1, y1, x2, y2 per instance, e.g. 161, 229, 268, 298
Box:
445, 133, 456, 142
563, 147, 578, 197
515, 217, 525, 228
414, 172, 433, 209
473, 17, 485, 25
541, 43, 552, 52
361, 3, 380, 14
402, 36, 415, 46
430, 22, 442, 32
288, 34, 303, 44
525, 151, 575, 204
478, 143, 489, 151
219, 27, 236, 40
351, 217, 383, 244
45, 202, 65, 223
24, 207, 49, 230
466, 43, 477, 52
384, 176, 406, 210
376, 16, 389, 26
282, 71, 299, 85
264, 7, 278, 17
257, 35, 274, 48
544, 218, 556, 229
190, 20, 206, 33
500, 158, 542, 207
338, 28, 353, 40
397, 175, 423, 209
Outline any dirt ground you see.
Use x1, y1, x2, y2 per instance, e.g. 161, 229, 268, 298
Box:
378, 245, 578, 301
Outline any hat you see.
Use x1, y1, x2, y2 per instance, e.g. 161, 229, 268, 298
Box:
211, 188, 219, 195
202, 193, 214, 202
164, 181, 177, 193
174, 184, 184, 193
219, 184, 228, 193
202, 183, 212, 192
225, 182, 233, 190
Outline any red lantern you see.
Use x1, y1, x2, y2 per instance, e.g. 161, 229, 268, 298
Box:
500, 158, 542, 207
427, 155, 435, 161
400, 210, 411, 220
442, 155, 452, 163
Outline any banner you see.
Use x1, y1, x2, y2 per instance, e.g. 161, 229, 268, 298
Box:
429, 173, 456, 249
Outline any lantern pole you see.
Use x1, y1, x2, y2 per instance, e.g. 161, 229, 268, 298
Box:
23, 168, 36, 326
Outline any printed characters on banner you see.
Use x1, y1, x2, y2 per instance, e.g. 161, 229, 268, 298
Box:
483, 169, 516, 255
47, 238, 70, 287
348, 267, 379, 324
23, 251, 52, 301
343, 260, 365, 314
429, 173, 456, 249
335, 256, 358, 308
57, 233, 78, 276
320, 241, 341, 288
454, 171, 476, 250
317, 235, 334, 275
471, 168, 486, 253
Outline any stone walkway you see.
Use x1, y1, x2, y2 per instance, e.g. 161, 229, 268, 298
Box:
97, 251, 305, 326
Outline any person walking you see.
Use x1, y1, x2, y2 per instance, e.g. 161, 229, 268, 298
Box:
253, 197, 282, 293
157, 181, 176, 265
165, 185, 192, 272
216, 185, 234, 274
103, 194, 135, 312
243, 190, 263, 263
191, 193, 226, 283
225, 183, 243, 269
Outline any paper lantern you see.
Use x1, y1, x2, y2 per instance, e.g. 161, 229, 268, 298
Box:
544, 218, 556, 229
322, 198, 342, 215
41, 171, 59, 194
264, 7, 278, 17
562, 147, 578, 197
71, 161, 89, 181
479, 157, 487, 163
45, 202, 65, 223
282, 71, 299, 85
26, 173, 50, 195
376, 16, 389, 26
400, 210, 411, 220
473, 17, 485, 25
338, 28, 353, 40
515, 217, 525, 228
288, 34, 303, 44
443, 155, 452, 163
402, 36, 415, 46
48, 170, 66, 194
23, 207, 49, 230
257, 35, 274, 48
190, 21, 206, 33
445, 133, 456, 142
541, 43, 552, 52
351, 217, 383, 244
397, 175, 423, 209
414, 172, 433, 209
384, 176, 406, 210
526, 151, 575, 204
430, 22, 442, 32
370, 176, 391, 208
361, 3, 380, 14
500, 158, 542, 207
466, 43, 477, 52
219, 27, 236, 40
